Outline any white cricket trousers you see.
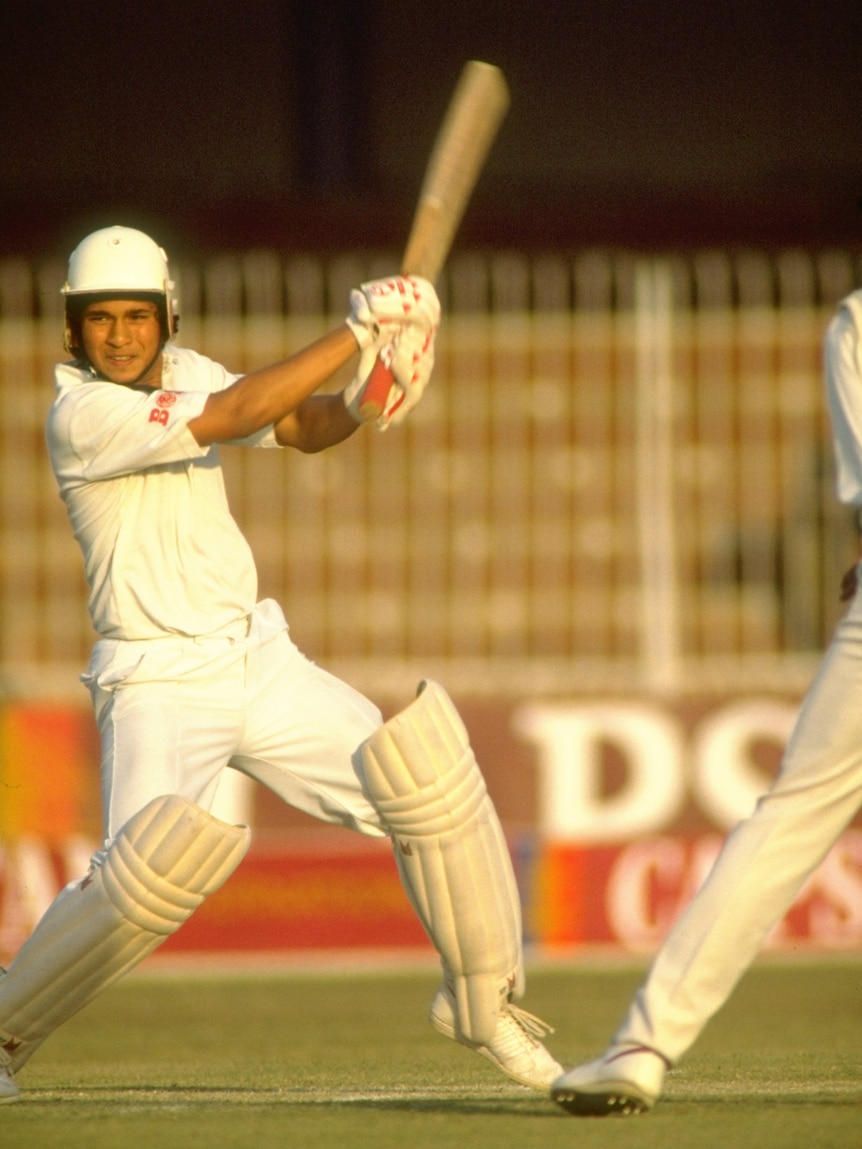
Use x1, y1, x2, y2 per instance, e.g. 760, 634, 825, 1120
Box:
83, 599, 387, 841
616, 584, 862, 1063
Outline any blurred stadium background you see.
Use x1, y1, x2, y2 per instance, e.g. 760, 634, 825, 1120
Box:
1, 0, 861, 967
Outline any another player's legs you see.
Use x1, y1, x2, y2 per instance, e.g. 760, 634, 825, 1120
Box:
360, 680, 563, 1089
551, 1044, 669, 1116
0, 796, 250, 1101
0, 1037, 16, 1104
553, 603, 862, 1115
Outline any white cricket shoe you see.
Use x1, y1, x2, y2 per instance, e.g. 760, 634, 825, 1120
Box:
429, 984, 563, 1091
551, 1043, 669, 1116
0, 1047, 19, 1105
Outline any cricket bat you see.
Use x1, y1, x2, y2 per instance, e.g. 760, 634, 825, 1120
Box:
358, 60, 510, 420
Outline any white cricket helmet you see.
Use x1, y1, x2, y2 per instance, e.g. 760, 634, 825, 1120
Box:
62, 225, 178, 344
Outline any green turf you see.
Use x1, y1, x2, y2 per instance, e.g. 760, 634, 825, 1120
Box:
1, 959, 859, 1149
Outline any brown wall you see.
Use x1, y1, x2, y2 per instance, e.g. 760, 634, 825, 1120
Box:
1, 0, 860, 258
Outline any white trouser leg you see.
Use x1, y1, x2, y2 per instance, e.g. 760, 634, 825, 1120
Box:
231, 621, 387, 837
615, 605, 862, 1062
89, 605, 387, 841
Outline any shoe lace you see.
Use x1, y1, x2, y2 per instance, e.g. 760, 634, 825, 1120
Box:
500, 1003, 556, 1045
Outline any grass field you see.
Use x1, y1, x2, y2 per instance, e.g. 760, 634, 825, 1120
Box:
1, 957, 859, 1149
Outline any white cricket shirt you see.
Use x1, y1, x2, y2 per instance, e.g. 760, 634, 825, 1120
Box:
46, 345, 279, 640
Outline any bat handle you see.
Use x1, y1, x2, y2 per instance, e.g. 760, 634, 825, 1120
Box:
357, 347, 396, 422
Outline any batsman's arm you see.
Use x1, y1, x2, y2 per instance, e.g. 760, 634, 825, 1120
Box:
188, 324, 360, 447
274, 390, 361, 453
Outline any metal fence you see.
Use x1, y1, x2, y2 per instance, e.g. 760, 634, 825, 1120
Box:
1, 247, 860, 701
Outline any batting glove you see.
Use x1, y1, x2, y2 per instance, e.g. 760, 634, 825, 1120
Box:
343, 331, 396, 422
345, 290, 380, 351
376, 323, 437, 430
354, 276, 440, 333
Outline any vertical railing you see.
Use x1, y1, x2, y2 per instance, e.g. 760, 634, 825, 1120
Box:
0, 248, 860, 697
634, 260, 680, 690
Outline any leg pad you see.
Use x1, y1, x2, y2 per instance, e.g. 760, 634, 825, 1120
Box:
0, 794, 250, 1070
361, 681, 522, 1043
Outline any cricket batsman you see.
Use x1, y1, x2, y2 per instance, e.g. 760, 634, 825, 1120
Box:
0, 225, 561, 1104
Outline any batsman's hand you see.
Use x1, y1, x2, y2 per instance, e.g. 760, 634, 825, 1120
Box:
343, 323, 437, 429
345, 294, 379, 351
377, 323, 436, 429
343, 333, 395, 420
347, 276, 440, 348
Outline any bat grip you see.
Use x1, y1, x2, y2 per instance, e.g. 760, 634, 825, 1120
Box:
357, 350, 395, 421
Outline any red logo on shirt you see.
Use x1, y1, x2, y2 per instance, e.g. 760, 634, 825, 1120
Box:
149, 391, 176, 426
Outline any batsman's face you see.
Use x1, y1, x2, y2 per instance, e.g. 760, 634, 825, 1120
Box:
80, 298, 163, 387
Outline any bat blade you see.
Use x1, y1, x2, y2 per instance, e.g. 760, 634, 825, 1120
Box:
401, 60, 510, 280
358, 60, 510, 420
